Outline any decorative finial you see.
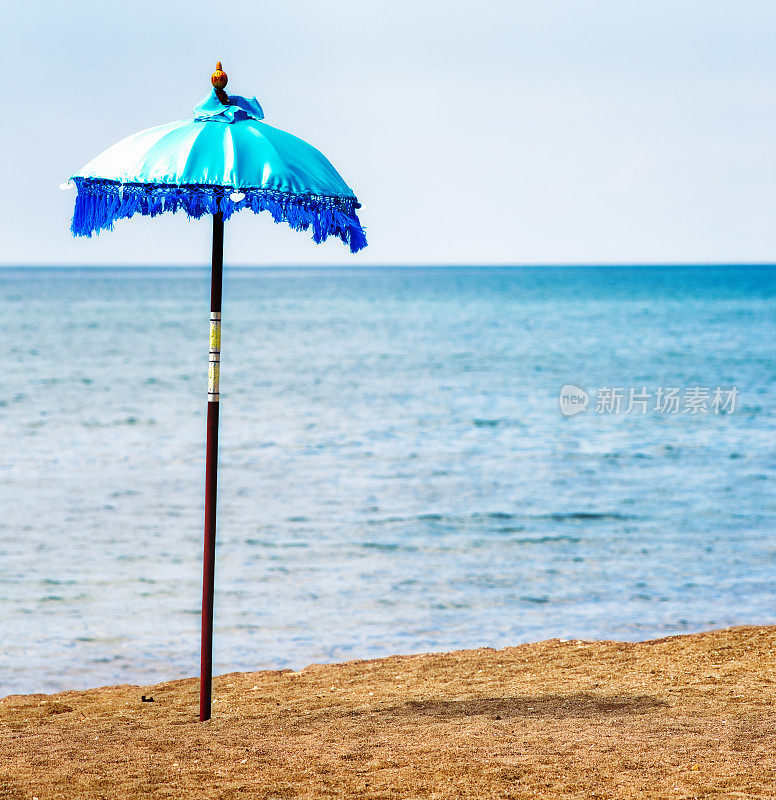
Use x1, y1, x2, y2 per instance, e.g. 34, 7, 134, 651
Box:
211, 62, 229, 105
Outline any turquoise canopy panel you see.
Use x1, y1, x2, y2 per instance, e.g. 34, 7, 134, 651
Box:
70, 90, 366, 253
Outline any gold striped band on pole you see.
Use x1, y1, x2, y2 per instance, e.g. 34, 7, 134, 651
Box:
208, 311, 221, 402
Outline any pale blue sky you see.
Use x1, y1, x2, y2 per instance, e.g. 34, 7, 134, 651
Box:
2, 1, 774, 265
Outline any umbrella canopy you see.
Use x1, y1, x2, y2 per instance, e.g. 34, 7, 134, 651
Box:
66, 64, 366, 722
70, 75, 366, 253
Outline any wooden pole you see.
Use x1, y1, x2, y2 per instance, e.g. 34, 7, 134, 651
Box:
199, 210, 224, 722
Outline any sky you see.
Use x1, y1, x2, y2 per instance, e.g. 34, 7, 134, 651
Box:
1, 1, 774, 266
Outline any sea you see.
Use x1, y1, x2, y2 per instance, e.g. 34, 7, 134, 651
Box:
1, 265, 774, 695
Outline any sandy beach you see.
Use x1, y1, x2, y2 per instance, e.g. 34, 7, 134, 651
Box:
1, 626, 774, 798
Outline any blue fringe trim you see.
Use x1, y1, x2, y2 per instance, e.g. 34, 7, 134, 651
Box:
70, 178, 367, 254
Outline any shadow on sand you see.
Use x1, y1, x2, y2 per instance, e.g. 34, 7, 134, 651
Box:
392, 693, 665, 720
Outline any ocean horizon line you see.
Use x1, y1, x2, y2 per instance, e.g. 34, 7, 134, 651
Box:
1, 262, 775, 271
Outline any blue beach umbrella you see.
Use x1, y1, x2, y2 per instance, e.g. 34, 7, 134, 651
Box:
65, 63, 366, 721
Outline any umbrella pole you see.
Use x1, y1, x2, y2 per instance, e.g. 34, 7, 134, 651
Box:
200, 210, 224, 722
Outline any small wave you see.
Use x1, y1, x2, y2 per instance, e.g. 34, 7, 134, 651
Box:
363, 510, 631, 528
361, 541, 419, 552
472, 418, 523, 428
472, 418, 501, 427
244, 537, 308, 548
542, 512, 633, 521
512, 535, 581, 545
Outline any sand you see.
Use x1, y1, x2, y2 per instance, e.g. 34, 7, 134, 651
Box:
1, 626, 775, 799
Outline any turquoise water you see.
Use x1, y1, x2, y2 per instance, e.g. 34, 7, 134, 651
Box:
1, 265, 774, 695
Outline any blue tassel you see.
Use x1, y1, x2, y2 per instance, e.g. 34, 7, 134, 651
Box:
70, 178, 367, 252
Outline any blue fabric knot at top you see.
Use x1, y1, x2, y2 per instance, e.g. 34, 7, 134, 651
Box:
193, 90, 265, 123
69, 90, 366, 252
